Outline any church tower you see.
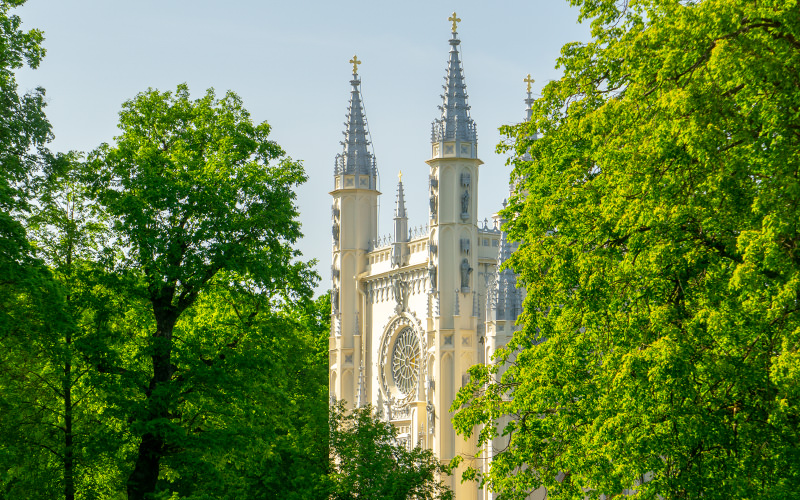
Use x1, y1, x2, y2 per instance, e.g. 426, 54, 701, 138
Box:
329, 15, 526, 500
329, 56, 379, 410
426, 14, 482, 497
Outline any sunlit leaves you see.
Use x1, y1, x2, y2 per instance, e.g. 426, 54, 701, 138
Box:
455, 1, 800, 498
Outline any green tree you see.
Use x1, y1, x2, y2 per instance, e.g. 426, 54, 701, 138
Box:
86, 84, 314, 500
329, 402, 453, 500
22, 151, 131, 500
0, 0, 52, 336
453, 1, 800, 499
149, 289, 331, 500
0, 1, 73, 497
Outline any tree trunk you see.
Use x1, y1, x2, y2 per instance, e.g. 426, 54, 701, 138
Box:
64, 339, 74, 500
64, 239, 75, 500
127, 312, 176, 500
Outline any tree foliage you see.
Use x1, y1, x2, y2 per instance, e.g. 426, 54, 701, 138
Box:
84, 84, 315, 499
453, 1, 800, 499
329, 402, 453, 500
0, 1, 73, 497
0, 0, 52, 336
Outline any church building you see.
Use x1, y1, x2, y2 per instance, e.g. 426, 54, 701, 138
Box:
329, 14, 529, 499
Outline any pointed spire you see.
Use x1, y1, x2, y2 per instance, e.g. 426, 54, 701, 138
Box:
392, 172, 408, 267
335, 55, 377, 182
431, 13, 477, 146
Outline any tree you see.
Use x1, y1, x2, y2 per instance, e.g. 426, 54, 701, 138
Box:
0, 1, 75, 497
0, 0, 50, 293
453, 1, 800, 499
86, 84, 314, 500
0, 0, 52, 336
328, 402, 453, 500
150, 289, 331, 500
21, 151, 130, 500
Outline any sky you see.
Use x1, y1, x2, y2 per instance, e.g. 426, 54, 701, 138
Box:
16, 0, 592, 295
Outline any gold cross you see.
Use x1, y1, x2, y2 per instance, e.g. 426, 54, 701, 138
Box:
448, 12, 461, 32
398, 170, 403, 183
524, 74, 535, 93
350, 55, 361, 75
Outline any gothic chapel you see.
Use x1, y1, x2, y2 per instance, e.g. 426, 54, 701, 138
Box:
329, 14, 528, 499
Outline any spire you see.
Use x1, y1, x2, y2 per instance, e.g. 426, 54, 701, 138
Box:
392, 172, 409, 267
395, 171, 407, 219
335, 55, 377, 182
431, 12, 477, 147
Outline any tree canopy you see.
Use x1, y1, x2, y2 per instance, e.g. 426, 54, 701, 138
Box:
85, 83, 315, 499
453, 1, 800, 499
329, 402, 453, 500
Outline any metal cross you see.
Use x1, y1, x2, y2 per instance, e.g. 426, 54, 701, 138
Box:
398, 170, 403, 183
448, 12, 461, 32
350, 55, 361, 75
525, 74, 535, 93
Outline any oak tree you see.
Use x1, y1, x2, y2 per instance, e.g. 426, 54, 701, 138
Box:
87, 84, 314, 500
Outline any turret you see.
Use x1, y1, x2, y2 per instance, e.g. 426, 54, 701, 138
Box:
330, 56, 380, 410
426, 13, 482, 320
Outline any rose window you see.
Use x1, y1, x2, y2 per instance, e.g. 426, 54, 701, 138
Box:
391, 328, 420, 396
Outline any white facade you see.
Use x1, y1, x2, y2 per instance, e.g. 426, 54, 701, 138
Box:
329, 22, 530, 500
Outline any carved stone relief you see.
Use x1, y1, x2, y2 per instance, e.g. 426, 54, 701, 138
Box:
460, 189, 470, 219
460, 258, 472, 291
331, 286, 339, 313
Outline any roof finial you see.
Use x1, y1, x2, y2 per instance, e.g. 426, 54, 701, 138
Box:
398, 170, 403, 183
448, 12, 461, 33
524, 74, 535, 94
524, 74, 536, 122
350, 55, 361, 75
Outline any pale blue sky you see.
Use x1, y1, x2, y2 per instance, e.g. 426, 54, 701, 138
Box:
16, 0, 591, 295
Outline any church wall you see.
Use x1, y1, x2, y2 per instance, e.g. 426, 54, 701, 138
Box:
341, 369, 354, 408
407, 237, 429, 266
364, 266, 430, 409
438, 226, 455, 329
340, 253, 356, 349
440, 351, 455, 459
